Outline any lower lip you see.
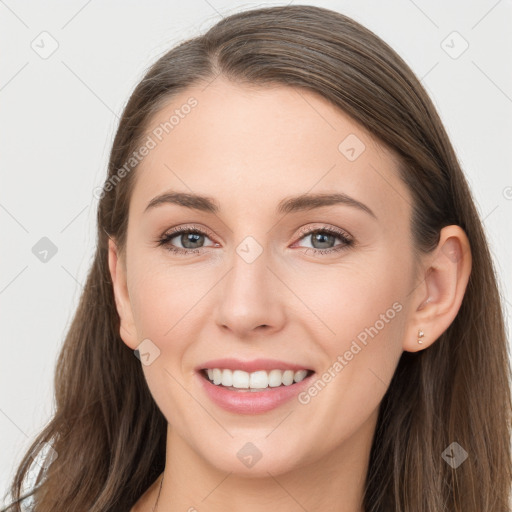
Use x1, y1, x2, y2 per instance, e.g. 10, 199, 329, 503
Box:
197, 371, 315, 414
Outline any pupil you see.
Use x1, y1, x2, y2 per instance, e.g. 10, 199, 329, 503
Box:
312, 232, 333, 249
182, 233, 203, 249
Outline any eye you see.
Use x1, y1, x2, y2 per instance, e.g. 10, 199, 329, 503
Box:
156, 223, 354, 257
156, 225, 219, 255
293, 224, 354, 256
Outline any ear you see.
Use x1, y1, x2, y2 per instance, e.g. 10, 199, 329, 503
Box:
107, 237, 139, 350
403, 225, 472, 352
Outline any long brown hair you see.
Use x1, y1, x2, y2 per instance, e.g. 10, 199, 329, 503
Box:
3, 5, 511, 511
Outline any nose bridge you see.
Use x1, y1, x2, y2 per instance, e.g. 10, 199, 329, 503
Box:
215, 232, 285, 335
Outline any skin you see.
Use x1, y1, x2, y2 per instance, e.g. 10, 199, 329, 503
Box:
108, 77, 472, 512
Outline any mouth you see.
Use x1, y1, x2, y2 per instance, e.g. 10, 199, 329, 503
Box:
195, 358, 316, 413
199, 367, 315, 392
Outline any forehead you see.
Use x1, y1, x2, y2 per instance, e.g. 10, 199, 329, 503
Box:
130, 77, 411, 223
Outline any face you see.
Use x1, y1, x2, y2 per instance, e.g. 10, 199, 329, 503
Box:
110, 77, 420, 477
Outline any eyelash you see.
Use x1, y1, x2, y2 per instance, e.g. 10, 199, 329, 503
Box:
156, 224, 354, 257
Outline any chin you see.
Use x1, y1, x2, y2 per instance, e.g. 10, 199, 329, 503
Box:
196, 436, 307, 478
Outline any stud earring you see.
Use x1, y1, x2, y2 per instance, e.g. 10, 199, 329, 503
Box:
417, 329, 425, 344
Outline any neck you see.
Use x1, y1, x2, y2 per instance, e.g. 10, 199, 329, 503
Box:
155, 410, 378, 512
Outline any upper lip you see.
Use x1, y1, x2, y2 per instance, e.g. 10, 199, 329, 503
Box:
196, 358, 314, 373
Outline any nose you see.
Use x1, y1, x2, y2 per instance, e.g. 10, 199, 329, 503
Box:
214, 245, 286, 339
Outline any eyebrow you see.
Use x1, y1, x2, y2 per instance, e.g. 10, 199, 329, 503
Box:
144, 191, 376, 219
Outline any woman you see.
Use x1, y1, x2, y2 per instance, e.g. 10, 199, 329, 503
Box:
4, 5, 511, 511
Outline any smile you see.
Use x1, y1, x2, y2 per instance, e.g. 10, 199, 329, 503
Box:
202, 368, 313, 391
195, 359, 316, 414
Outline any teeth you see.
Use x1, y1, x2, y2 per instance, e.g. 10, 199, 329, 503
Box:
268, 369, 283, 387
249, 370, 267, 389
203, 368, 310, 389
212, 368, 222, 385
232, 370, 249, 388
221, 369, 233, 387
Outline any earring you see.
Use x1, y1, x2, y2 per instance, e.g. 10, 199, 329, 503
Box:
417, 329, 425, 344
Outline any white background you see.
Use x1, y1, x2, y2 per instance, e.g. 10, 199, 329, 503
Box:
1, 0, 511, 504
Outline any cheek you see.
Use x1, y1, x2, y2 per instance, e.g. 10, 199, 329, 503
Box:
128, 257, 203, 341
126, 260, 206, 429
299, 258, 407, 407
296, 258, 406, 347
